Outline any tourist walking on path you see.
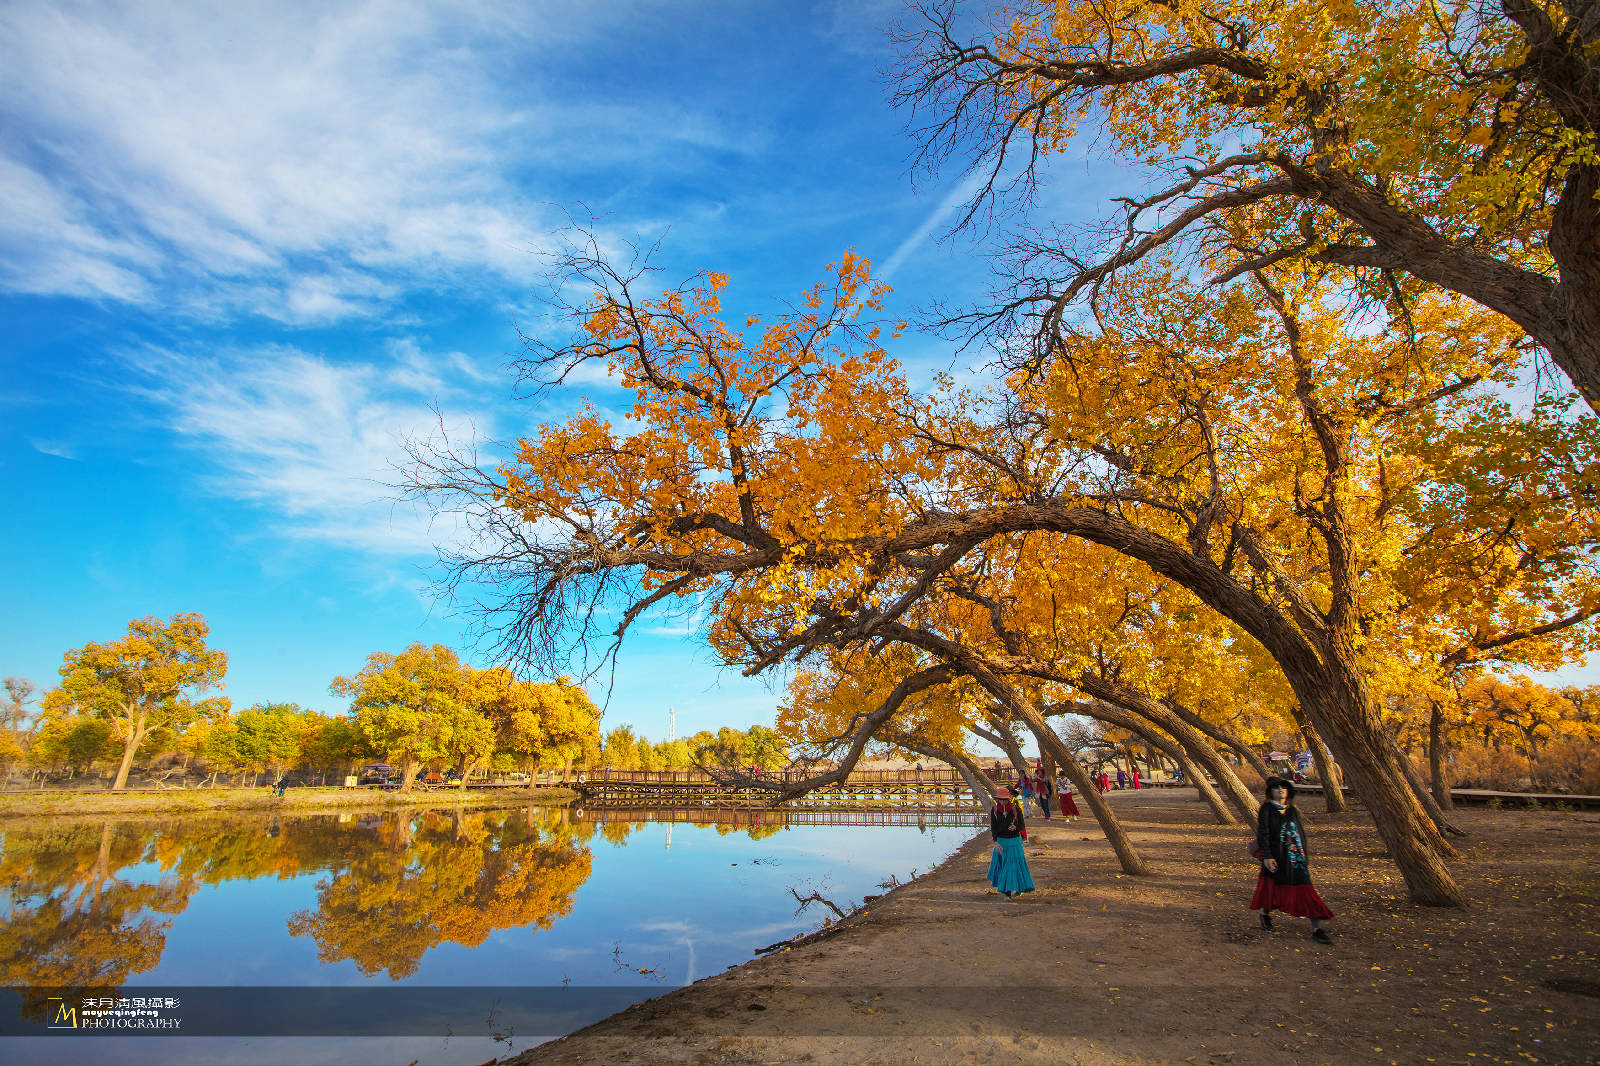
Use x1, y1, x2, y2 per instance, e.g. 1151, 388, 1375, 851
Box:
1251, 776, 1334, 943
986, 788, 1034, 899
1032, 768, 1053, 819
1116, 767, 1126, 789
1132, 768, 1142, 790
1056, 773, 1081, 821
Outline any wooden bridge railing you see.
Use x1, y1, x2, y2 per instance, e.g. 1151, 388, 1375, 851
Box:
587, 767, 969, 786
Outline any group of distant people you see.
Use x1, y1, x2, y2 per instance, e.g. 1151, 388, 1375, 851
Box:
999, 765, 1084, 825
1091, 767, 1141, 791
983, 764, 1334, 944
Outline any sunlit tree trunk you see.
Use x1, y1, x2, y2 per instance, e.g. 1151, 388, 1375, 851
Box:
109, 709, 147, 792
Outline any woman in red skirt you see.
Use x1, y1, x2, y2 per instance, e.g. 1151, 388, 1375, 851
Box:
1251, 777, 1334, 943
1055, 771, 1081, 822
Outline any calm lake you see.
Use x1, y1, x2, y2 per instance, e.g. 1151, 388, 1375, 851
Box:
0, 803, 981, 1064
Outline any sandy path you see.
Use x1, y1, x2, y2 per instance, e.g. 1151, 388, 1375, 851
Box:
505, 789, 1599, 1066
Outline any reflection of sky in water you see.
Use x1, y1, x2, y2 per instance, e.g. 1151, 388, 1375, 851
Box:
0, 808, 978, 1065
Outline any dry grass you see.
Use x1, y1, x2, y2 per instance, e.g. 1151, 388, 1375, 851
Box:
0, 785, 579, 821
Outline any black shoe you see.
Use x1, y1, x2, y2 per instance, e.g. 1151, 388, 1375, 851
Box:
1259, 913, 1273, 931
1311, 927, 1332, 944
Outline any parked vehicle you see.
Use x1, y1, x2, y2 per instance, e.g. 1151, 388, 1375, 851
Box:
358, 763, 393, 786
419, 770, 443, 785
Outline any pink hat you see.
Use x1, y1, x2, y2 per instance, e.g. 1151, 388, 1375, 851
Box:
994, 787, 1012, 799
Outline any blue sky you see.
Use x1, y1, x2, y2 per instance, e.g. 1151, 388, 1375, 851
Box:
4, 2, 1593, 745
2, 0, 1126, 738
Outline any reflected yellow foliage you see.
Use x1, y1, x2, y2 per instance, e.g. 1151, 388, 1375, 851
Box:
286, 809, 593, 979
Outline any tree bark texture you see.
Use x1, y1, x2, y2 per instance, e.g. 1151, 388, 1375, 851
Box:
1428, 702, 1455, 811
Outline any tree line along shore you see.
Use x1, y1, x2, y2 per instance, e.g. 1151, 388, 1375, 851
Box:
3, 617, 791, 799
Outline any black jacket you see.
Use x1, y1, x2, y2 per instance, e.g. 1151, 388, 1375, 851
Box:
990, 800, 1026, 840
1256, 801, 1314, 886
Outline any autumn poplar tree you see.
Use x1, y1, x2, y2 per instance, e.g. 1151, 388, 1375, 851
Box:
407, 235, 1600, 907
50, 613, 229, 791
894, 0, 1600, 412
331, 644, 482, 793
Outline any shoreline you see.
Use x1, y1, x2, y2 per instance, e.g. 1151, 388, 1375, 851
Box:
506, 789, 1599, 1066
0, 784, 580, 820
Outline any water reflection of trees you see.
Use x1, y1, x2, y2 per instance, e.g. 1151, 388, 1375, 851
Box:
286, 808, 593, 979
0, 822, 193, 1015
0, 806, 594, 997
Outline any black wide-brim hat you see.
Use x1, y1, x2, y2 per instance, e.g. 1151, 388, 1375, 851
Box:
1265, 775, 1297, 800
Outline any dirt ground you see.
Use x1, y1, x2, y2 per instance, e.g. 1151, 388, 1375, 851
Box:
507, 789, 1600, 1066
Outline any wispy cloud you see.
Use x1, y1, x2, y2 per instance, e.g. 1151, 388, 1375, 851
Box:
0, 0, 733, 323
877, 168, 993, 282
127, 340, 503, 555
27, 437, 79, 460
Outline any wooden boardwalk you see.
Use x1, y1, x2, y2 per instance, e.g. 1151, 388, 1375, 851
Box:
577, 767, 980, 810
574, 805, 985, 828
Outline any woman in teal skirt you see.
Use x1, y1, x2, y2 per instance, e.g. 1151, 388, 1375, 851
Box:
987, 787, 1035, 898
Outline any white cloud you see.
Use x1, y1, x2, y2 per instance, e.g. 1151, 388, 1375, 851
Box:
27, 437, 79, 460
0, 0, 711, 322
128, 340, 504, 555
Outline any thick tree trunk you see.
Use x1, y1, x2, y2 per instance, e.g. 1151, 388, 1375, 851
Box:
1287, 663, 1465, 906
1428, 702, 1454, 810
110, 721, 146, 792
1546, 162, 1600, 413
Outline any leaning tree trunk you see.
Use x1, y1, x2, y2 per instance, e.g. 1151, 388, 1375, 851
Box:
1007, 703, 1150, 875
1387, 729, 1464, 837
1292, 711, 1346, 813
890, 732, 995, 811
1064, 702, 1240, 826
974, 717, 1034, 787
1284, 654, 1465, 906
1077, 677, 1259, 821
1120, 717, 1238, 826
1428, 701, 1454, 810
1164, 699, 1275, 784
109, 715, 147, 792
